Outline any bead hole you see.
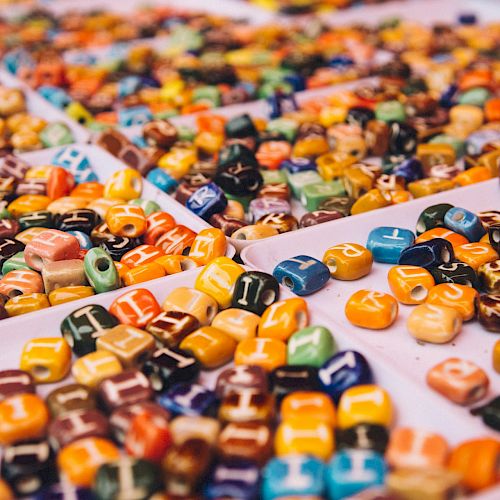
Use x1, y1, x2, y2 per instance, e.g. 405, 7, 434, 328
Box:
296, 310, 307, 329
452, 212, 464, 222
416, 220, 426, 234
492, 230, 500, 243
390, 303, 397, 322
16, 475, 41, 495
122, 224, 136, 236
181, 259, 197, 271
261, 289, 276, 306
467, 385, 486, 401
32, 365, 50, 380
410, 285, 428, 301
441, 247, 451, 262
135, 351, 150, 365
326, 258, 337, 274
282, 276, 294, 290
234, 232, 247, 240
63, 332, 75, 348
206, 305, 216, 322
7, 288, 23, 298
150, 373, 163, 392
96, 258, 110, 272
30, 253, 43, 269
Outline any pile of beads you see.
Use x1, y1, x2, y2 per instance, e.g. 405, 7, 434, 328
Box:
0, 258, 498, 498
0, 85, 75, 152
0, 147, 227, 318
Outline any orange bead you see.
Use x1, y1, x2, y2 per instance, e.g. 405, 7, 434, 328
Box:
390, 190, 412, 204
281, 391, 336, 426
388, 265, 435, 305
407, 304, 462, 344
122, 262, 166, 286
188, 228, 227, 265
196, 113, 226, 134
345, 289, 398, 329
58, 437, 120, 487
415, 228, 469, 248
0, 269, 44, 298
143, 211, 176, 246
255, 141, 292, 170
458, 69, 492, 90
386, 427, 449, 469
448, 439, 500, 492
106, 204, 147, 238
155, 225, 197, 255
426, 357, 489, 405
0, 394, 49, 445
121, 244, 165, 268
0, 479, 13, 499
454, 166, 492, 187
485, 97, 500, 122
109, 288, 161, 328
235, 337, 286, 372
454, 242, 499, 270
114, 261, 129, 282
426, 283, 478, 321
47, 167, 75, 200
258, 298, 309, 341
71, 182, 104, 200
155, 255, 199, 275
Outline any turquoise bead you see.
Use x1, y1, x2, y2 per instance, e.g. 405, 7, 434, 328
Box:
129, 199, 162, 216
83, 248, 120, 294
366, 227, 415, 264
2, 252, 31, 274
287, 325, 337, 367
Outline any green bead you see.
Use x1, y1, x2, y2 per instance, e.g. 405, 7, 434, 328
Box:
266, 118, 298, 142
83, 248, 120, 294
287, 325, 337, 367
225, 192, 252, 210
261, 169, 288, 185
153, 110, 179, 120
288, 170, 322, 198
375, 100, 406, 123
176, 125, 196, 142
300, 180, 346, 211
261, 67, 293, 83
18, 210, 53, 230
129, 198, 161, 216
0, 201, 11, 219
169, 25, 203, 51
2, 252, 31, 274
258, 81, 293, 99
39, 122, 74, 148
428, 134, 466, 158
192, 86, 220, 107
87, 121, 112, 132
415, 203, 454, 235
458, 87, 492, 107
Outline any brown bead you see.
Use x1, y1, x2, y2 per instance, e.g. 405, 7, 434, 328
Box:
479, 211, 500, 228
218, 389, 275, 424
0, 369, 34, 401
365, 120, 389, 156
95, 129, 130, 157
175, 183, 198, 205
46, 383, 96, 417
256, 213, 298, 234
143, 119, 178, 149
478, 260, 500, 294
209, 214, 247, 236
257, 183, 291, 200
0, 219, 20, 239
299, 210, 344, 228
184, 172, 211, 188
215, 365, 269, 398
0, 154, 30, 180
318, 196, 355, 216
146, 311, 200, 348
477, 294, 500, 332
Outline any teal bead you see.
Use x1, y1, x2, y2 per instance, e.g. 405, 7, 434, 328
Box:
261, 169, 288, 185
129, 199, 162, 216
287, 325, 337, 367
2, 251, 31, 274
300, 180, 346, 211
266, 118, 298, 142
429, 134, 466, 158
375, 100, 406, 123
83, 248, 120, 294
176, 125, 196, 142
287, 170, 322, 198
458, 87, 492, 107
18, 210, 53, 230
192, 86, 221, 107
39, 122, 74, 148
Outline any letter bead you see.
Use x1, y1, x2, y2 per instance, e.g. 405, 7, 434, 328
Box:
429, 261, 480, 289
444, 207, 486, 242
109, 288, 161, 329
46, 383, 95, 417
416, 203, 454, 235
215, 365, 269, 399
271, 365, 320, 400
72, 351, 123, 388
0, 370, 34, 401
336, 423, 389, 454
287, 325, 337, 368
399, 238, 454, 268
323, 243, 373, 281
258, 298, 309, 341
366, 227, 415, 264
477, 294, 500, 332
106, 204, 147, 238
146, 311, 199, 347
388, 265, 435, 304
157, 382, 216, 416
345, 290, 398, 329
281, 391, 336, 425
41, 259, 87, 294
162, 287, 218, 326
488, 223, 500, 252
211, 308, 260, 342
235, 338, 287, 372
454, 242, 499, 271
218, 389, 275, 425
426, 283, 478, 320
407, 304, 463, 343
205, 459, 260, 500
231, 271, 280, 316
478, 260, 500, 294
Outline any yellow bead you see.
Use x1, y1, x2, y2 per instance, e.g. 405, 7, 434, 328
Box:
155, 255, 199, 275
162, 287, 218, 326
47, 196, 89, 215
343, 166, 375, 199
179, 326, 237, 369
194, 256, 245, 309
234, 337, 286, 372
25, 165, 54, 180
292, 136, 329, 158
493, 340, 500, 374
15, 227, 48, 245
337, 384, 393, 429
323, 243, 373, 280
20, 337, 72, 383
8, 194, 51, 217
5, 293, 50, 317
103, 168, 143, 201
72, 351, 123, 388
416, 143, 456, 168
87, 197, 125, 219
122, 262, 166, 286
350, 189, 391, 215
48, 286, 95, 306
407, 178, 455, 198
319, 106, 348, 127
275, 418, 335, 460
407, 304, 463, 344
211, 308, 260, 342
194, 131, 224, 155
158, 148, 196, 180
345, 289, 398, 329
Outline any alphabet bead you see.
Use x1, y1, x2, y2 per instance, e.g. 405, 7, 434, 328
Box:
146, 311, 200, 347
109, 288, 161, 329
399, 238, 454, 268
106, 204, 147, 238
72, 351, 123, 388
444, 207, 486, 242
477, 294, 500, 332
46, 383, 95, 417
478, 260, 500, 294
407, 304, 462, 343
0, 370, 34, 401
426, 283, 478, 320
387, 265, 435, 304
162, 287, 218, 326
345, 290, 398, 329
415, 227, 468, 248
5, 292, 50, 316
429, 261, 479, 289
235, 337, 287, 372
157, 382, 215, 416
366, 227, 415, 264
281, 391, 335, 425
215, 365, 269, 398
42, 259, 87, 294
231, 271, 279, 315
287, 325, 336, 367
416, 203, 454, 235
323, 243, 373, 281
211, 308, 260, 342
454, 242, 499, 270
336, 423, 389, 454
258, 297, 309, 341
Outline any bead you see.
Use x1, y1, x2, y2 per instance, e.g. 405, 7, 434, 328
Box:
219, 388, 274, 424
258, 297, 309, 341
186, 183, 227, 221
41, 259, 87, 294
426, 283, 478, 320
8, 195, 51, 218
281, 391, 335, 425
0, 269, 44, 298
454, 242, 499, 270
0, 238, 25, 268
407, 303, 462, 343
215, 365, 268, 399
205, 459, 260, 500
388, 265, 435, 304
211, 308, 260, 342
72, 351, 123, 388
46, 383, 95, 417
109, 288, 161, 329
17, 210, 53, 231
429, 261, 479, 289
399, 238, 454, 268
0, 370, 34, 401
300, 210, 344, 228
142, 347, 200, 393
24, 229, 80, 271
162, 287, 218, 326
20, 337, 71, 383
257, 213, 298, 234
262, 455, 325, 500
146, 311, 199, 347
448, 439, 500, 492
415, 228, 468, 248
56, 209, 99, 234
351, 189, 391, 216
231, 224, 278, 240
249, 198, 291, 222
57, 438, 119, 488
235, 337, 287, 372
122, 262, 165, 286
337, 385, 392, 429
271, 365, 319, 400
487, 223, 500, 252
478, 260, 500, 294
345, 290, 398, 330
323, 243, 373, 280
287, 325, 336, 368
157, 382, 215, 416
5, 293, 50, 317
444, 207, 486, 242
477, 294, 500, 332
103, 169, 142, 201
143, 212, 175, 246
231, 271, 279, 316
121, 244, 164, 268
170, 416, 220, 446
336, 423, 389, 454
0, 394, 49, 445
188, 228, 227, 265
367, 226, 416, 264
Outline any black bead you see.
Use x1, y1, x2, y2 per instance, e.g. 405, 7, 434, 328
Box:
18, 211, 54, 231
471, 396, 500, 431
100, 236, 140, 261
388, 122, 418, 156
0, 238, 25, 266
225, 114, 257, 139
336, 423, 390, 454
231, 271, 280, 316
214, 163, 263, 197
429, 261, 480, 289
269, 365, 319, 401
56, 209, 101, 234
346, 107, 376, 129
217, 144, 259, 170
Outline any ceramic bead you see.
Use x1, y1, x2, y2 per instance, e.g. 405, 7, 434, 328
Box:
146, 310, 199, 347
72, 351, 123, 389
270, 365, 319, 400
162, 287, 218, 326
407, 303, 462, 343
287, 325, 336, 367
336, 423, 389, 454
215, 365, 269, 399
42, 259, 87, 294
106, 204, 147, 238
398, 238, 454, 268
157, 382, 215, 416
477, 294, 500, 332
478, 260, 500, 293
345, 289, 398, 329
281, 391, 335, 425
429, 261, 479, 289
0, 370, 34, 401
231, 271, 279, 315
235, 337, 287, 372
323, 243, 373, 280
415, 227, 468, 248
258, 297, 309, 341
387, 265, 435, 304
444, 207, 486, 241
46, 383, 95, 417
366, 227, 415, 264
454, 242, 499, 270
211, 308, 260, 342
426, 283, 478, 320
109, 288, 161, 329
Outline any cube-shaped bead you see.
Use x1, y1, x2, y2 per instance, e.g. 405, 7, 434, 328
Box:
157, 382, 215, 416
444, 207, 486, 242
345, 290, 398, 329
388, 265, 435, 304
323, 243, 373, 280
109, 289, 161, 329
231, 271, 279, 316
478, 260, 500, 294
72, 351, 123, 388
211, 308, 260, 343
281, 391, 336, 425
366, 227, 415, 264
287, 325, 336, 367
235, 338, 287, 372
0, 370, 34, 401
215, 365, 269, 398
146, 311, 199, 347
46, 383, 95, 417
162, 287, 218, 326
454, 242, 499, 271
478, 294, 500, 332
426, 283, 478, 320
407, 304, 462, 343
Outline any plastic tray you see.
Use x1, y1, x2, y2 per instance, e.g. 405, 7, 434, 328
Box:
241, 179, 500, 438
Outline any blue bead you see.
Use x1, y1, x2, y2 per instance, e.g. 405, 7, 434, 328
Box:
439, 84, 459, 108
329, 55, 354, 68
280, 157, 316, 174
325, 450, 386, 500
118, 76, 141, 98
67, 231, 92, 250
273, 255, 330, 296
157, 382, 215, 416
38, 86, 71, 109
284, 73, 306, 92
35, 484, 94, 500
205, 459, 260, 500
65, 52, 97, 66
392, 158, 423, 183
4, 48, 34, 74
398, 238, 454, 268
146, 168, 179, 193
132, 135, 148, 149
366, 227, 415, 264
262, 455, 325, 500
52, 147, 97, 184
458, 12, 477, 24
444, 207, 486, 242
140, 76, 161, 88
319, 350, 372, 402
186, 182, 227, 221
118, 106, 153, 127
266, 91, 298, 119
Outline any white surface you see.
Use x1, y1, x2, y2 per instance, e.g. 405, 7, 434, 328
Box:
242, 179, 500, 442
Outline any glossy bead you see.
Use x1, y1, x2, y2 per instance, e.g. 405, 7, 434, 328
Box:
55, 208, 99, 235
415, 228, 469, 248
287, 325, 336, 368
388, 265, 435, 304
103, 169, 142, 201
235, 337, 287, 372
143, 211, 175, 246
337, 385, 392, 429
158, 382, 215, 416
146, 311, 199, 347
322, 243, 373, 281
367, 227, 415, 264
477, 294, 500, 332
407, 303, 462, 343
444, 207, 486, 242
258, 297, 309, 341
72, 351, 123, 388
58, 438, 119, 488
487, 223, 500, 252
429, 261, 479, 289
281, 391, 335, 425
231, 224, 278, 240
336, 423, 389, 454
122, 262, 165, 286
426, 283, 478, 320
416, 203, 454, 235
211, 308, 260, 343
170, 415, 220, 446
205, 459, 260, 500
162, 287, 218, 326
478, 260, 500, 294
0, 269, 43, 298
5, 292, 50, 317
0, 370, 34, 401
0, 394, 49, 445
188, 228, 227, 265
215, 365, 269, 399
399, 238, 454, 268
106, 204, 147, 238
155, 225, 196, 255
454, 242, 499, 271
20, 337, 71, 383
257, 213, 298, 234
109, 288, 161, 329
249, 198, 291, 222
345, 290, 398, 330
41, 259, 87, 294
46, 384, 95, 417
194, 257, 245, 309
270, 365, 319, 400
141, 347, 200, 393
24, 229, 80, 271
231, 271, 279, 316
186, 183, 227, 221
120, 244, 164, 269
8, 195, 51, 218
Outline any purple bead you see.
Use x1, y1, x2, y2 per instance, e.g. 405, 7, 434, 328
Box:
186, 183, 228, 221
280, 157, 316, 174
157, 382, 215, 416
205, 459, 260, 500
392, 158, 423, 183
466, 129, 500, 156
249, 198, 291, 222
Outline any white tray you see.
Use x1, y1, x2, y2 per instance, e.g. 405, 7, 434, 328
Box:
241, 179, 500, 441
